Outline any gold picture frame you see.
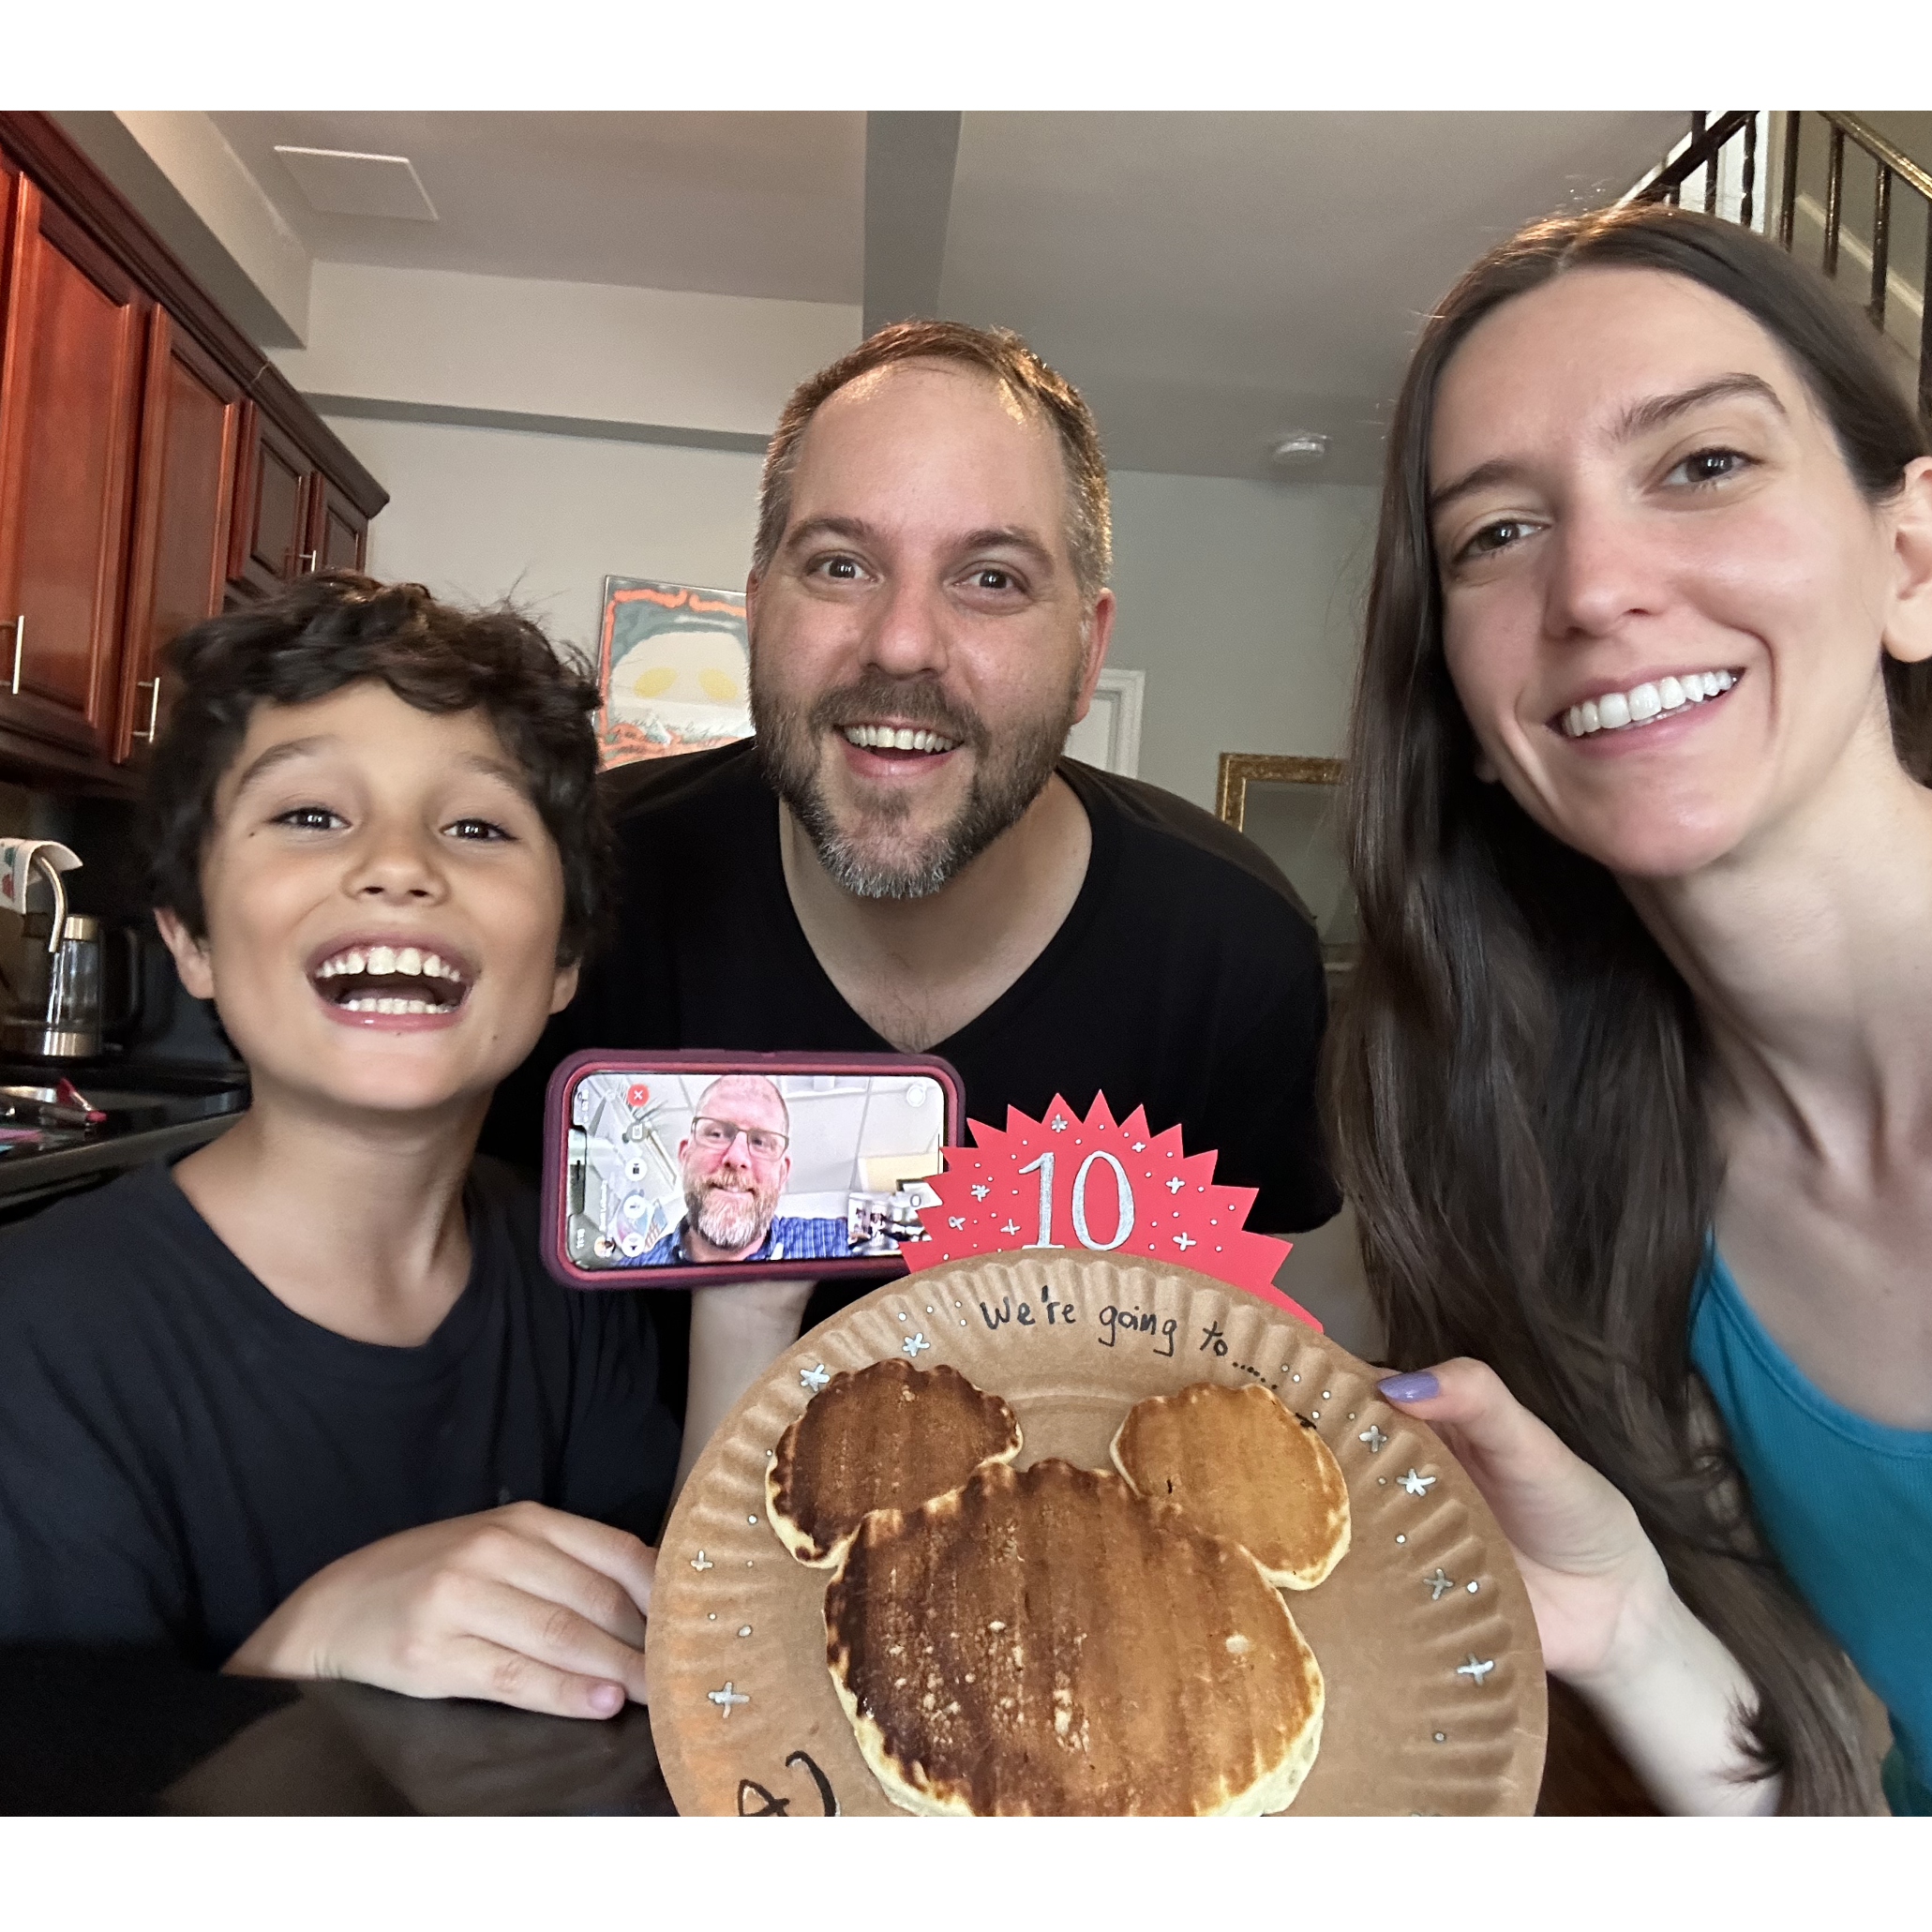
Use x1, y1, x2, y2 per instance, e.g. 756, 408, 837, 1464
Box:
1214, 753, 1342, 831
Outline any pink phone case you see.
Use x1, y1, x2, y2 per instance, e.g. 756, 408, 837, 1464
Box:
540, 1049, 965, 1289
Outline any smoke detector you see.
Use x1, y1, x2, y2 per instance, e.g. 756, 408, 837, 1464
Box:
1269, 432, 1330, 468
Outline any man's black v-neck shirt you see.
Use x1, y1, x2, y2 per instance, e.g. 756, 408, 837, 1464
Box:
489, 743, 1339, 1327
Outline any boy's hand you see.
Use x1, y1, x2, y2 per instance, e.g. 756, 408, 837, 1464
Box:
224, 1502, 655, 1720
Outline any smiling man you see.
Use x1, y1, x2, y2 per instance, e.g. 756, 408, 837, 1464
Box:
492, 322, 1339, 1444
629, 1073, 848, 1266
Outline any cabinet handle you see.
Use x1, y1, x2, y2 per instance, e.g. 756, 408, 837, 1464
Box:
298, 550, 318, 574
7, 616, 20, 696
132, 676, 163, 743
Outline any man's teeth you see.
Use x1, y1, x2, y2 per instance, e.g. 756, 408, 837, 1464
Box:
1564, 669, 1735, 738
842, 725, 959, 753
313, 946, 466, 982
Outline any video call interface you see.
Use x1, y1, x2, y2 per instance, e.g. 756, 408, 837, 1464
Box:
563, 1068, 948, 1271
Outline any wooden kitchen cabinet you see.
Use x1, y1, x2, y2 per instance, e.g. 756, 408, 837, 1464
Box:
228, 408, 371, 598
229, 404, 314, 597
0, 166, 151, 774
308, 473, 368, 575
117, 309, 245, 765
0, 113, 386, 793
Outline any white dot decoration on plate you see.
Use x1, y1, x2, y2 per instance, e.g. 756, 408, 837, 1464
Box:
1467, 1580, 1480, 1594
1396, 1534, 1407, 1545
1434, 1731, 1446, 1744
1310, 1410, 1320, 1420
1321, 1390, 1331, 1400
895, 1310, 906, 1321
707, 1612, 715, 1621
747, 1514, 758, 1525
738, 1626, 752, 1639
1292, 1373, 1301, 1384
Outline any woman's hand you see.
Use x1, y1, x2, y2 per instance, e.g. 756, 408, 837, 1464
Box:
1380, 1357, 1777, 1815
1376, 1357, 1665, 1681
224, 1502, 655, 1720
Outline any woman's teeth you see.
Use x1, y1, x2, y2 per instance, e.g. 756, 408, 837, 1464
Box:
1564, 669, 1735, 738
339, 996, 446, 1013
842, 725, 959, 753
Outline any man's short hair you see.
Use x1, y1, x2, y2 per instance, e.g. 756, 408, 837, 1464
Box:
696, 1071, 789, 1133
751, 319, 1112, 607
141, 571, 611, 966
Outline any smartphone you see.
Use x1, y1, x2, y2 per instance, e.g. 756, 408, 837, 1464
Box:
541, 1050, 966, 1288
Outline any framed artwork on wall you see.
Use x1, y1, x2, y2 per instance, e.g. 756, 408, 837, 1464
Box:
1215, 752, 1355, 988
596, 577, 753, 768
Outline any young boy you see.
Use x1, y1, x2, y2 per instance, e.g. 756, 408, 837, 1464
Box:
0, 575, 678, 1721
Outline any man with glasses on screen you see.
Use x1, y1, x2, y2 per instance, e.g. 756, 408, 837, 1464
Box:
629, 1073, 848, 1266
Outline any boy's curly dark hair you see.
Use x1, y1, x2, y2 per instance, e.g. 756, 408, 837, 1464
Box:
142, 572, 611, 965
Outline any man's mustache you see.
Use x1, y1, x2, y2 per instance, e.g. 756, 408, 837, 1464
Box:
808, 673, 987, 754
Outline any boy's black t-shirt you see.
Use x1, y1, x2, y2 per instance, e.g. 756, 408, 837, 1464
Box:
492, 741, 1339, 1236
0, 1159, 680, 1669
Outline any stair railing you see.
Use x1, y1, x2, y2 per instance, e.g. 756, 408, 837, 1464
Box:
1625, 112, 1932, 427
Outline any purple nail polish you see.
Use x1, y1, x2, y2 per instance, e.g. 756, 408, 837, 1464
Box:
1377, 1370, 1441, 1403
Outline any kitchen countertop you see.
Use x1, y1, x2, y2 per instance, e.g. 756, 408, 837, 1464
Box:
0, 1060, 247, 1212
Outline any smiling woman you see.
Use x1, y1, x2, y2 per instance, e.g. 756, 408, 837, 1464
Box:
1328, 203, 1932, 1816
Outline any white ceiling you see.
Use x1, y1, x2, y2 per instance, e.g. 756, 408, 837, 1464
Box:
211, 111, 867, 305
208, 110, 1686, 481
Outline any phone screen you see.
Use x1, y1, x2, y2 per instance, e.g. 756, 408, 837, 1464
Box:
554, 1057, 957, 1280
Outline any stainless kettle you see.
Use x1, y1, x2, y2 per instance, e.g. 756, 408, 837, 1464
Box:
0, 849, 139, 1059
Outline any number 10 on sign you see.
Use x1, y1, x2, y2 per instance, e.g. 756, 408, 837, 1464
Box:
1015, 1150, 1136, 1252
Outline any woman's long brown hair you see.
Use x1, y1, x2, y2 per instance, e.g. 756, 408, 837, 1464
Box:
1327, 203, 1931, 1815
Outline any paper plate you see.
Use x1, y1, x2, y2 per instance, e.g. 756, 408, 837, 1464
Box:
646, 1254, 1547, 1816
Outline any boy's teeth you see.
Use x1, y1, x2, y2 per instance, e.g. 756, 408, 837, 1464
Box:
313, 946, 467, 982
1564, 669, 1734, 738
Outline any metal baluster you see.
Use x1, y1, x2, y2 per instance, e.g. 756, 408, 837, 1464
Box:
1869, 166, 1893, 330
1823, 124, 1846, 276
1741, 113, 1758, 229
1920, 199, 1932, 429
1690, 112, 1715, 214
1777, 111, 1801, 249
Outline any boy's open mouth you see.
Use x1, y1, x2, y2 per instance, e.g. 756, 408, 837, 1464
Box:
309, 943, 472, 1015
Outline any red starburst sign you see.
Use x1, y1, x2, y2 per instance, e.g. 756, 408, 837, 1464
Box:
904, 1092, 1320, 1328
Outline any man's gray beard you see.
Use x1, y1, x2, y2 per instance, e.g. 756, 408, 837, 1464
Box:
753, 672, 1082, 901
688, 1179, 772, 1251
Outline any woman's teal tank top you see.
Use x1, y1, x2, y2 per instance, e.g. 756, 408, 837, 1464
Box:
1690, 1248, 1931, 1815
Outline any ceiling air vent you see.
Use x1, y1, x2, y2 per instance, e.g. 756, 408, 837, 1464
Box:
273, 146, 438, 222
